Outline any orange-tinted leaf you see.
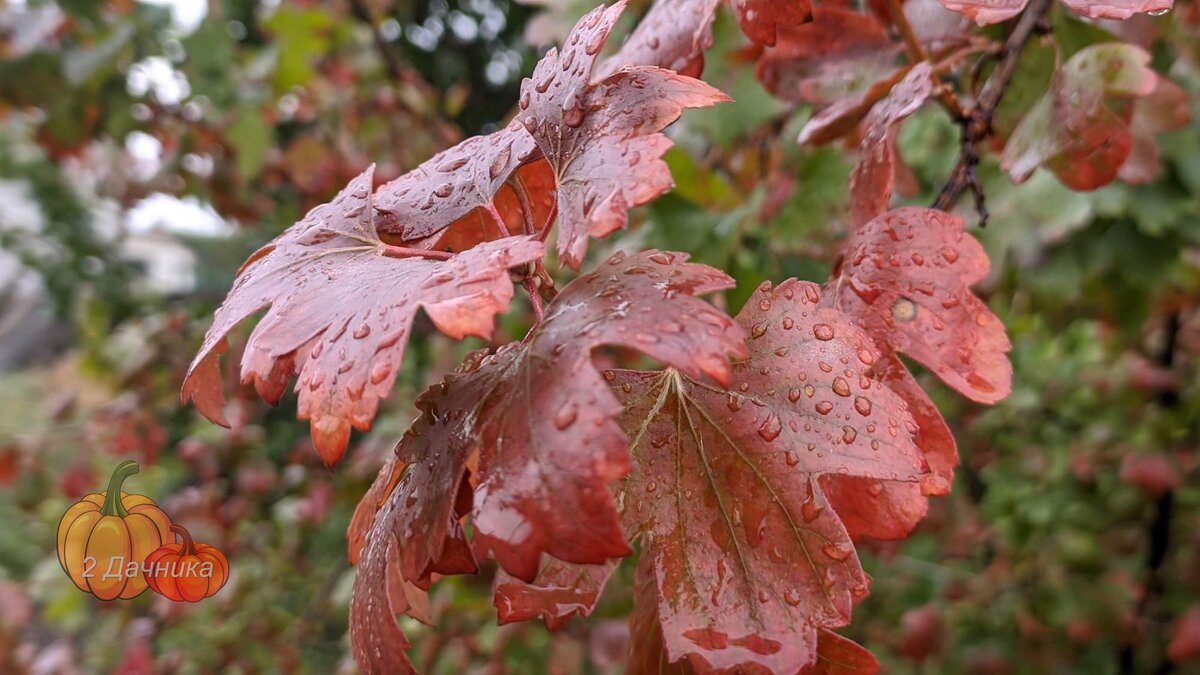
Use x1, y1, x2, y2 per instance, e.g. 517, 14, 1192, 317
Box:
182, 166, 544, 465
733, 0, 814, 46
616, 280, 929, 673
516, 2, 731, 269
494, 557, 620, 630
757, 8, 896, 107
600, 0, 721, 79
828, 208, 1012, 404
372, 121, 545, 242
1002, 44, 1158, 191
850, 63, 937, 228
347, 450, 405, 565
800, 630, 880, 674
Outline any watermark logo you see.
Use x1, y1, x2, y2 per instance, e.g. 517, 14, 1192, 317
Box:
56, 460, 228, 602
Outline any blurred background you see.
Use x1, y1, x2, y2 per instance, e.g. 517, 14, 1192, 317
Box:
0, 0, 1199, 673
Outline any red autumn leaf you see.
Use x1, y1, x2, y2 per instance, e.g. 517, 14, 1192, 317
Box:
615, 280, 929, 673
757, 8, 897, 107
828, 207, 1012, 405
801, 630, 880, 674
1168, 606, 1200, 664
494, 557, 620, 630
939, 0, 1172, 24
849, 63, 937, 228
182, 165, 545, 466
1001, 44, 1159, 191
599, 0, 721, 79
1118, 75, 1192, 184
515, 1, 731, 269
372, 120, 553, 245
347, 450, 405, 565
348, 250, 747, 661
733, 0, 814, 46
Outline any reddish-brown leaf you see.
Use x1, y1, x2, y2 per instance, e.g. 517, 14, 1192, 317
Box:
849, 63, 937, 228
1001, 44, 1159, 191
733, 0, 814, 46
1118, 75, 1191, 184
800, 630, 880, 674
494, 557, 620, 630
515, 2, 731, 269
828, 207, 1012, 405
757, 8, 897, 107
347, 450, 405, 565
599, 0, 721, 79
372, 120, 545, 241
615, 280, 929, 673
181, 166, 545, 465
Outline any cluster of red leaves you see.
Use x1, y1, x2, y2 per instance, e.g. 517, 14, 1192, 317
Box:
183, 0, 1183, 672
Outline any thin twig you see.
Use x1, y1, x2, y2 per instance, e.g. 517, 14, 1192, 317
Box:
933, 0, 1054, 215
885, 0, 965, 120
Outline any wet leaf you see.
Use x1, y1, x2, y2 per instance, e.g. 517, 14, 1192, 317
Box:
372, 121, 549, 242
849, 63, 937, 228
182, 166, 545, 465
733, 0, 814, 46
599, 0, 721, 79
1001, 43, 1159, 190
615, 280, 928, 673
516, 1, 731, 269
939, 0, 1172, 24
757, 8, 897, 108
494, 557, 621, 630
828, 207, 1013, 404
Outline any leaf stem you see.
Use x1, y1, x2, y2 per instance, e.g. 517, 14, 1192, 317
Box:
507, 175, 538, 236
380, 245, 454, 260
933, 0, 1054, 215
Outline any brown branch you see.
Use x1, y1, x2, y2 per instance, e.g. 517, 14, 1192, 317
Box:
933, 0, 1053, 216
885, 0, 965, 120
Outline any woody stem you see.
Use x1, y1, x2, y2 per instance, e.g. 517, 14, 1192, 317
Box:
101, 460, 139, 518
885, 0, 965, 119
171, 524, 197, 556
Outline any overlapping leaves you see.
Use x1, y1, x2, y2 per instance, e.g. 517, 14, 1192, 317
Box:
939, 0, 1172, 25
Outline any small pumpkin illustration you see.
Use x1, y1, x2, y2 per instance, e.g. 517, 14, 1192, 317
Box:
144, 524, 229, 602
56, 460, 173, 600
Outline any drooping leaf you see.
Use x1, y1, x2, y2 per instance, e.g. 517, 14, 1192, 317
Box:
849, 63, 937, 228
1001, 43, 1159, 190
757, 8, 897, 107
732, 0, 814, 46
515, 1, 731, 269
182, 166, 545, 465
350, 250, 746, 609
599, 0, 722, 79
1118, 75, 1192, 184
938, 0, 1172, 24
615, 280, 929, 673
372, 120, 549, 242
494, 557, 621, 630
800, 630, 880, 674
827, 207, 1012, 404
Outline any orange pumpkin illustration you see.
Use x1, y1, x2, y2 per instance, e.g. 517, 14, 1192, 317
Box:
144, 524, 229, 602
56, 460, 173, 600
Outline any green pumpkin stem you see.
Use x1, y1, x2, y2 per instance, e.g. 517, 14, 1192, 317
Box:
101, 460, 140, 518
171, 524, 197, 556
